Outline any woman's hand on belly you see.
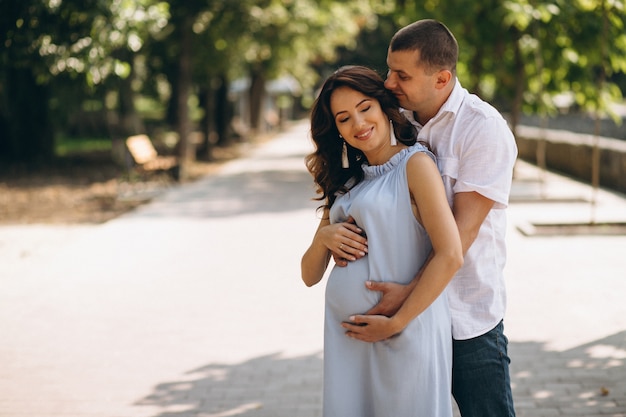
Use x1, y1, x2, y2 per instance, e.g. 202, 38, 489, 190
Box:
326, 216, 368, 266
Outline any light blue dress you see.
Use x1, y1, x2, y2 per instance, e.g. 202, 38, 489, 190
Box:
324, 144, 452, 417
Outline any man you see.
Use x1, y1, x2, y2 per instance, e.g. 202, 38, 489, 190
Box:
339, 19, 518, 416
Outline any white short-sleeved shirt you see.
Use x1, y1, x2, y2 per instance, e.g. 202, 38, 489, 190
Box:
402, 80, 518, 340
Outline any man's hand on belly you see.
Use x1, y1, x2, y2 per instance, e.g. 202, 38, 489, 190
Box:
341, 314, 404, 343
364, 280, 412, 316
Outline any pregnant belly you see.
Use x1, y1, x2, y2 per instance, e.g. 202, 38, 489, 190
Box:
325, 257, 380, 322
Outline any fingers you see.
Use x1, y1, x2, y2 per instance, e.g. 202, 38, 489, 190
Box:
337, 241, 367, 260
335, 229, 367, 260
365, 280, 388, 292
338, 224, 368, 258
334, 258, 348, 267
341, 315, 394, 343
343, 222, 367, 240
346, 315, 369, 326
334, 245, 357, 263
340, 217, 366, 239
341, 318, 370, 340
331, 251, 348, 266
363, 281, 404, 317
319, 218, 368, 263
320, 222, 367, 250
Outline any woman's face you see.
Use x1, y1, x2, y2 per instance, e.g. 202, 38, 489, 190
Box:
329, 86, 390, 157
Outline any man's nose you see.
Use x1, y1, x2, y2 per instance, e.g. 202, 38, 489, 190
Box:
384, 75, 395, 90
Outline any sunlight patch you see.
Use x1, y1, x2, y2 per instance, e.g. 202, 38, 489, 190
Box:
586, 344, 626, 359
199, 402, 263, 416
532, 390, 553, 399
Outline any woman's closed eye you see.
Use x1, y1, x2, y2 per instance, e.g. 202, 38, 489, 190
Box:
335, 100, 373, 124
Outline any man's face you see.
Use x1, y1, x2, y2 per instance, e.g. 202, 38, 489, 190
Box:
384, 49, 438, 115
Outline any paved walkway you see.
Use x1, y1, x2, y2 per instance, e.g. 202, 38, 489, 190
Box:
1, 120, 625, 417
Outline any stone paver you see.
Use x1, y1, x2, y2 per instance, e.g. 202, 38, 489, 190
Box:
503, 160, 626, 417
0, 120, 625, 416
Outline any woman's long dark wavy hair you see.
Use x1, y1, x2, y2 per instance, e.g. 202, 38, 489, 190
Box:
306, 65, 417, 210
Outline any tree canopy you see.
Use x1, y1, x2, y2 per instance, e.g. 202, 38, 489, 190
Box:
1, 0, 624, 166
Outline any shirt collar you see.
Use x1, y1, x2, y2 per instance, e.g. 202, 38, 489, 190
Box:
439, 78, 464, 116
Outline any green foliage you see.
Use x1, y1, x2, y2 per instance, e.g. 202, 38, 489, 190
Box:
2, 0, 625, 162
55, 136, 112, 156
1, 0, 168, 86
207, 0, 376, 89
388, 0, 625, 122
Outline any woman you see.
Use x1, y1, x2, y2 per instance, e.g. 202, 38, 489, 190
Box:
301, 66, 463, 417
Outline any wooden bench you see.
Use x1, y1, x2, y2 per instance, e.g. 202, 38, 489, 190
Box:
125, 134, 179, 180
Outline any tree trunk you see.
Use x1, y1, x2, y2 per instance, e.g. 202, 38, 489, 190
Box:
531, 23, 548, 197
590, 0, 609, 224
166, 72, 179, 129
509, 31, 524, 138
508, 31, 527, 183
248, 66, 266, 134
198, 73, 234, 155
175, 15, 194, 180
117, 56, 144, 136
215, 74, 232, 147
0, 67, 54, 162
197, 87, 214, 160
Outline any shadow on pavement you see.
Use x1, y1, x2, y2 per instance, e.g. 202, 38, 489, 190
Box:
134, 332, 625, 417
135, 352, 323, 417
510, 331, 626, 416
131, 168, 319, 220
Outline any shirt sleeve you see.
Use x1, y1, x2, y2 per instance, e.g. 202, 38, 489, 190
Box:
453, 115, 518, 209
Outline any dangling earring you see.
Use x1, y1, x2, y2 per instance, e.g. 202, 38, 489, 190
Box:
341, 141, 349, 168
390, 120, 397, 146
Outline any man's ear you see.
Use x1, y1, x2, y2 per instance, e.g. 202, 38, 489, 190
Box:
435, 70, 453, 90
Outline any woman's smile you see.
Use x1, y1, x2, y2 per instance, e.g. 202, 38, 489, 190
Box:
354, 127, 374, 141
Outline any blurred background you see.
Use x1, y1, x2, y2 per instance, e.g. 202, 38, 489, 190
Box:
1, 3, 625, 416
1, 0, 625, 222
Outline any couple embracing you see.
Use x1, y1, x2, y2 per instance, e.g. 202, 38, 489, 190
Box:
301, 19, 518, 417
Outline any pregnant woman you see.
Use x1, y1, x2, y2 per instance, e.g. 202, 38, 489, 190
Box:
301, 65, 462, 417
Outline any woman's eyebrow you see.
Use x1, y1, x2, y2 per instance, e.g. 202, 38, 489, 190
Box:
334, 99, 371, 118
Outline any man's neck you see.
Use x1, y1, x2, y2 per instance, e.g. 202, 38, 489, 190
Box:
417, 80, 456, 126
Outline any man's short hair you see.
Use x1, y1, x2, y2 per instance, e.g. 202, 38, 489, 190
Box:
390, 19, 458, 74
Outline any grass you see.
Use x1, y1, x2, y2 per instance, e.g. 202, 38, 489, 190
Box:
55, 136, 112, 157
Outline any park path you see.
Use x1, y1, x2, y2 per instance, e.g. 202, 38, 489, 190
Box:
1, 119, 625, 417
